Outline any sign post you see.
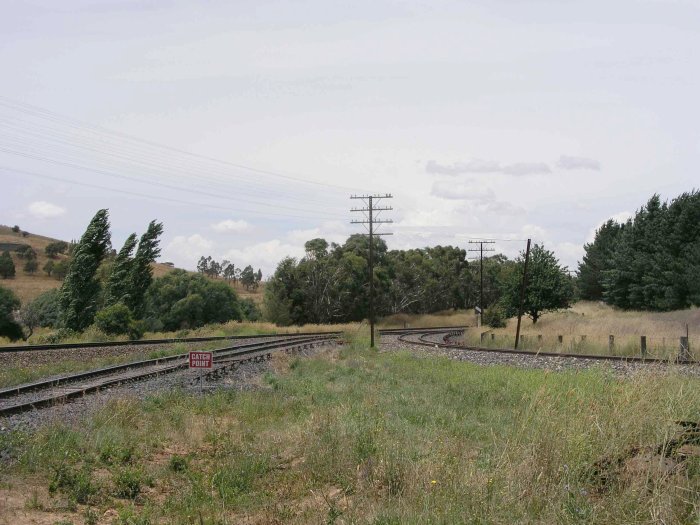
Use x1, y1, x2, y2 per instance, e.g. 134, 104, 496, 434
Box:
189, 351, 213, 392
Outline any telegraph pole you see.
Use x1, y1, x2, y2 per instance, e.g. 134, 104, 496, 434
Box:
468, 240, 495, 325
514, 238, 532, 349
351, 194, 393, 348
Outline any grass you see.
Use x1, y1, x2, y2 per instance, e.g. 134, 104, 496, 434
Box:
1, 333, 699, 523
469, 301, 700, 360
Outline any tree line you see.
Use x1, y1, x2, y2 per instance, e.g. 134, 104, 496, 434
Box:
263, 235, 573, 326
578, 191, 700, 310
196, 256, 263, 290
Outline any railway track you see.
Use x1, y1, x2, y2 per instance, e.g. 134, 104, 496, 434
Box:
0, 330, 342, 353
0, 333, 339, 417
391, 329, 699, 366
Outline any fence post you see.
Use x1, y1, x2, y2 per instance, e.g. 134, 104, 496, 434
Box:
557, 335, 563, 345
680, 336, 690, 361
580, 335, 586, 342
608, 335, 614, 353
481, 332, 486, 344
537, 334, 543, 344
491, 333, 495, 342
640, 336, 647, 359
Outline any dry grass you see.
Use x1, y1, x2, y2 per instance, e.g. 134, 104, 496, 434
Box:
467, 301, 700, 359
379, 309, 477, 329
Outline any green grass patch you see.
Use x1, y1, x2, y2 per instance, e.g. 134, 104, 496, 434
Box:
2, 338, 700, 523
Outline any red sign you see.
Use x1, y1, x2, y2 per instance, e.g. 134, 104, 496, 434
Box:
189, 351, 213, 369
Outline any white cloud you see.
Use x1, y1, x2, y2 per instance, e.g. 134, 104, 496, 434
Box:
162, 234, 214, 268
286, 220, 349, 245
210, 219, 250, 233
430, 180, 495, 201
223, 239, 305, 275
557, 155, 601, 171
500, 162, 551, 176
557, 155, 600, 171
585, 211, 633, 243
426, 159, 551, 176
426, 159, 500, 175
27, 201, 66, 219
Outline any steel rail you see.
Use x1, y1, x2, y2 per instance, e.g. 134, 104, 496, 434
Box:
0, 331, 342, 353
0, 334, 338, 416
393, 330, 699, 366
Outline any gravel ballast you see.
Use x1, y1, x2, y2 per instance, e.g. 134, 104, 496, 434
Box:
381, 333, 700, 378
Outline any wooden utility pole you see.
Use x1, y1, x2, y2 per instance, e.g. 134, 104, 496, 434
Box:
514, 238, 531, 349
468, 240, 495, 326
351, 194, 393, 348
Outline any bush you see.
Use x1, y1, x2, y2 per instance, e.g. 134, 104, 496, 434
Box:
0, 286, 23, 341
11, 225, 20, 233
483, 305, 507, 328
52, 259, 70, 280
240, 297, 262, 321
145, 270, 243, 331
112, 467, 145, 499
35, 327, 77, 344
45, 241, 69, 258
127, 319, 146, 340
23, 258, 38, 274
94, 303, 133, 336
0, 251, 15, 279
48, 464, 98, 504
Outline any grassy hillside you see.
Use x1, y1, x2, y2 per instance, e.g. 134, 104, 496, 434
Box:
1, 336, 699, 523
0, 224, 263, 305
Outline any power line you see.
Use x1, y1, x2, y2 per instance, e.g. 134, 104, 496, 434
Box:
0, 147, 347, 219
351, 193, 393, 348
0, 113, 348, 210
0, 96, 365, 193
1, 166, 346, 221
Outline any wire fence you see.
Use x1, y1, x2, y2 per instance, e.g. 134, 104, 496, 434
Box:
464, 331, 700, 361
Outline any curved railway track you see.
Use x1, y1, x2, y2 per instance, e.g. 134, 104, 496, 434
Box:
0, 333, 339, 417
392, 328, 699, 366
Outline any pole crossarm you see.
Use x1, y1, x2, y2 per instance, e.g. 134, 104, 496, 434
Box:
350, 193, 394, 348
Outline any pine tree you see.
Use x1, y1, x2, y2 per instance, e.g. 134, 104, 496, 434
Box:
103, 233, 138, 307
58, 209, 112, 331
125, 220, 163, 318
577, 220, 624, 300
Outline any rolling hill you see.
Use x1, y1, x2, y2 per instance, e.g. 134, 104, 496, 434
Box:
0, 224, 263, 305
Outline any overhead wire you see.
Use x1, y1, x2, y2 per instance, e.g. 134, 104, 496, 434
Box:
0, 96, 367, 193
1, 166, 345, 221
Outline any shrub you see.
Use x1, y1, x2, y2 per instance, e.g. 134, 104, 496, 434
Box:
145, 270, 243, 331
94, 303, 133, 336
16, 245, 36, 260
112, 467, 144, 499
11, 225, 20, 233
45, 241, 69, 258
43, 260, 55, 276
48, 464, 98, 504
483, 305, 507, 328
0, 286, 23, 341
240, 297, 262, 321
52, 259, 70, 280
127, 319, 146, 341
23, 258, 38, 274
0, 251, 15, 279
168, 455, 188, 472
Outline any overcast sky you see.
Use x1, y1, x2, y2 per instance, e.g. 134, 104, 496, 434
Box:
1, 0, 698, 275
